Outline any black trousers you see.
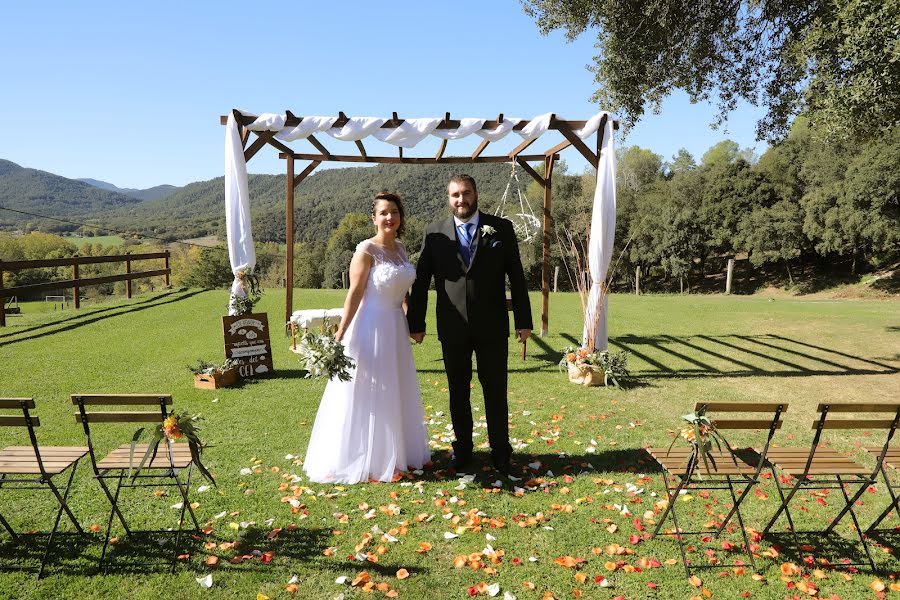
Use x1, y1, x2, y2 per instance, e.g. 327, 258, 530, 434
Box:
441, 336, 512, 464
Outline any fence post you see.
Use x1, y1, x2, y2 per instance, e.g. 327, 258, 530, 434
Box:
164, 251, 171, 287
553, 266, 559, 293
725, 258, 734, 294
72, 255, 80, 309
635, 265, 640, 295
0, 261, 5, 327
125, 252, 132, 299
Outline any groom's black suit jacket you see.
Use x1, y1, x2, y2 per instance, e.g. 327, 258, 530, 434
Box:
407, 212, 533, 343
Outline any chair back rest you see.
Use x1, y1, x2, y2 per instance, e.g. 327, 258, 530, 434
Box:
695, 402, 788, 433
695, 402, 788, 471
72, 394, 173, 426
71, 394, 173, 471
0, 397, 49, 474
812, 403, 900, 473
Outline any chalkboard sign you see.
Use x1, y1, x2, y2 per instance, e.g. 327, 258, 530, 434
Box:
222, 313, 273, 379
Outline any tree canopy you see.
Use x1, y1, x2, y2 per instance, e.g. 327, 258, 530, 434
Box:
521, 0, 900, 142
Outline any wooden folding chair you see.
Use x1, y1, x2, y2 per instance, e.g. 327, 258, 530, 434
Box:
864, 442, 900, 532
0, 398, 87, 578
646, 401, 787, 577
761, 402, 900, 571
72, 394, 200, 573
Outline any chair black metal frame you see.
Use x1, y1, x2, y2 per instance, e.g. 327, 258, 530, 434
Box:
760, 402, 900, 571
863, 443, 900, 532
72, 393, 200, 573
646, 402, 787, 577
0, 398, 87, 578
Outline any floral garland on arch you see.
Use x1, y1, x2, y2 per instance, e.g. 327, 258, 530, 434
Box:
230, 267, 262, 315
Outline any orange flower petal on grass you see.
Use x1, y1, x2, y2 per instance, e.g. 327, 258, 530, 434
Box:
688, 575, 702, 587
416, 541, 433, 553
870, 579, 886, 592
396, 568, 410, 580
780, 563, 801, 576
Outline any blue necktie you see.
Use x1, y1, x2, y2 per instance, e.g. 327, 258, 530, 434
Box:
458, 223, 475, 266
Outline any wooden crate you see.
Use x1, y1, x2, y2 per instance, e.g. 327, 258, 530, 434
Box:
193, 368, 238, 390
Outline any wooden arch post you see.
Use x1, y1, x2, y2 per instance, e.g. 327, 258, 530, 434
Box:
282, 155, 321, 327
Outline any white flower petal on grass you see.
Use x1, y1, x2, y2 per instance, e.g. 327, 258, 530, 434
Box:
239, 467, 253, 476
213, 511, 227, 520
455, 482, 467, 491
171, 502, 183, 510
335, 575, 350, 585
288, 575, 299, 584
528, 556, 538, 562
197, 485, 211, 493
528, 462, 541, 470
492, 480, 503, 488
196, 574, 213, 589
443, 532, 459, 540
485, 533, 496, 541
503, 592, 517, 600
486, 583, 500, 596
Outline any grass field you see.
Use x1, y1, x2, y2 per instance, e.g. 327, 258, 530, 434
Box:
0, 289, 898, 599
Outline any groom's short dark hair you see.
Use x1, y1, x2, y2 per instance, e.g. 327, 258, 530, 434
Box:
449, 174, 477, 194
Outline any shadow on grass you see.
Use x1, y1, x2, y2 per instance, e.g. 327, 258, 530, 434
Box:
96, 529, 204, 575
761, 531, 894, 575
366, 448, 661, 493
0, 531, 93, 577
0, 289, 206, 348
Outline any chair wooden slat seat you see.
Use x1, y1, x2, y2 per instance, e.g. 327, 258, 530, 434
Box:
0, 399, 87, 578
97, 444, 192, 470
646, 448, 761, 476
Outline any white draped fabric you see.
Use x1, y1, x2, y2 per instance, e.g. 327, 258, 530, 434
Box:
224, 113, 256, 315
223, 110, 617, 332
582, 114, 617, 351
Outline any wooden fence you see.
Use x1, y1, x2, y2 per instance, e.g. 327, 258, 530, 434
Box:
0, 251, 170, 326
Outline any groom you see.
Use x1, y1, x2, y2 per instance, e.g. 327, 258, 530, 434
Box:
408, 174, 532, 475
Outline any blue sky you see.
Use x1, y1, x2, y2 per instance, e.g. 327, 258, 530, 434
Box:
1, 1, 769, 189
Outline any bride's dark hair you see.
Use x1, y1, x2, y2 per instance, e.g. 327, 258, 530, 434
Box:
372, 192, 406, 237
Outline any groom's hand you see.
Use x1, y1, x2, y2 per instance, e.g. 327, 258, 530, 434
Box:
516, 329, 532, 343
410, 332, 426, 344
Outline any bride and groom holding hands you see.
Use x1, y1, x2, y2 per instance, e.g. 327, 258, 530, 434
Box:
303, 175, 533, 484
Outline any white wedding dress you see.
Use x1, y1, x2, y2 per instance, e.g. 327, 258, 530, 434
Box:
303, 240, 431, 484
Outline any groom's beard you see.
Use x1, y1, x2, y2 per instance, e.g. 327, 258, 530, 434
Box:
452, 198, 478, 220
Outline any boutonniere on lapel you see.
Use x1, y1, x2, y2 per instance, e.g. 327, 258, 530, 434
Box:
480, 225, 497, 237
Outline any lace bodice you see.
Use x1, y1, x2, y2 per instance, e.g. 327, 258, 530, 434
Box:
356, 240, 416, 307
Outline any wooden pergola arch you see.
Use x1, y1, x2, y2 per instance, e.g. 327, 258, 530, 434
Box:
219, 110, 618, 335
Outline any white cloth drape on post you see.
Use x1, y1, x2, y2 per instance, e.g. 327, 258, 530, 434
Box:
224, 113, 257, 315
582, 115, 617, 351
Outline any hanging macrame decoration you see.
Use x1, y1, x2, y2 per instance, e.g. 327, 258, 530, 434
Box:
494, 162, 541, 243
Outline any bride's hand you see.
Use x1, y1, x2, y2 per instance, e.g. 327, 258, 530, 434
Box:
335, 328, 346, 342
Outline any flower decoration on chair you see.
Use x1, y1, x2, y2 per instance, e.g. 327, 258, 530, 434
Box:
128, 412, 215, 484
665, 405, 739, 479
231, 267, 262, 315
296, 318, 356, 382
559, 345, 629, 388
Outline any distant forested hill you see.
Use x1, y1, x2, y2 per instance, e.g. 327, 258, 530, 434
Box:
0, 160, 143, 232
97, 163, 520, 242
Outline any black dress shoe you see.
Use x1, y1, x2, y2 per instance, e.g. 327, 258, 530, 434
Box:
493, 460, 515, 477
449, 454, 471, 471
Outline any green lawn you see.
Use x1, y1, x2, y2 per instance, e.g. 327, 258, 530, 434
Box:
0, 289, 898, 599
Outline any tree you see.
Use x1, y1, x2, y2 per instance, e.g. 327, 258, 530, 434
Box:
323, 213, 373, 289
667, 149, 696, 176
521, 0, 900, 142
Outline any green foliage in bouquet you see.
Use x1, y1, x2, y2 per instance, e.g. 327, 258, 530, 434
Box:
128, 411, 215, 485
186, 358, 238, 375
558, 345, 630, 388
297, 319, 355, 382
665, 404, 739, 479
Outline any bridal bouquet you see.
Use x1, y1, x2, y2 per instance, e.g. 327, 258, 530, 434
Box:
297, 323, 355, 381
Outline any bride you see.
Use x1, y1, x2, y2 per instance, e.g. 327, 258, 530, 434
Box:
303, 192, 431, 483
